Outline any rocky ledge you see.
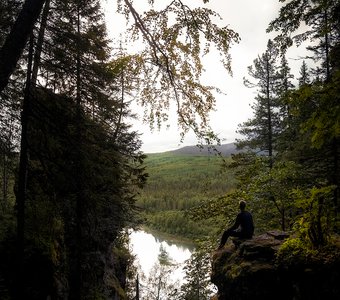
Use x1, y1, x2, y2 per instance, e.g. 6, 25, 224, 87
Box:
211, 231, 340, 300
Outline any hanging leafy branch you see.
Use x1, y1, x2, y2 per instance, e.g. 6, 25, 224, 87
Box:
0, 0, 239, 145
119, 0, 240, 143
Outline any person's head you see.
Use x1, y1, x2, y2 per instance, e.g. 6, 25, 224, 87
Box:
239, 200, 246, 211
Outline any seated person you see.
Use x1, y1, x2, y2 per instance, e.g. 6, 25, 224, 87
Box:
217, 200, 254, 250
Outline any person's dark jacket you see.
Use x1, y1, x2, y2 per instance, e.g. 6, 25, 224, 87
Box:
230, 210, 254, 238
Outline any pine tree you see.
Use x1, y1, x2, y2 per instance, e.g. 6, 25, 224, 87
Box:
275, 54, 295, 154
235, 41, 300, 230
180, 245, 214, 300
268, 0, 340, 82
143, 245, 178, 300
268, 0, 340, 240
238, 39, 281, 168
298, 61, 311, 87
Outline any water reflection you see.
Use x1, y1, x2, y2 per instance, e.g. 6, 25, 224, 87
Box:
153, 234, 195, 252
129, 230, 193, 282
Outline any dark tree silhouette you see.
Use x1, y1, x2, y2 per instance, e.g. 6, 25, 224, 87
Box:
0, 0, 46, 92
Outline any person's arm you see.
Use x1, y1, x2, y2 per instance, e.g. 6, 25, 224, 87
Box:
228, 213, 241, 231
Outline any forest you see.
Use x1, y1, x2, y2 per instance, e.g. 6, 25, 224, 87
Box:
137, 152, 235, 239
0, 0, 339, 299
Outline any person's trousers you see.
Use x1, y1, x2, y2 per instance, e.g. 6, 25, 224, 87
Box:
219, 229, 251, 248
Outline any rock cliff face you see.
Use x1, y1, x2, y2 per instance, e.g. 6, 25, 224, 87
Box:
211, 231, 340, 300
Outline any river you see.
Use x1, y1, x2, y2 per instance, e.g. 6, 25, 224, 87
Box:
129, 230, 194, 282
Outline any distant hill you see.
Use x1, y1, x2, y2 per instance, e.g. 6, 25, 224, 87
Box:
166, 142, 239, 156
138, 146, 236, 239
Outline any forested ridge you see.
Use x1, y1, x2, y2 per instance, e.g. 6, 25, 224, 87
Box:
0, 0, 339, 299
137, 151, 236, 239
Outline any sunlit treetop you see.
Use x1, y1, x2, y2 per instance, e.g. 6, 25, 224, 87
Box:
115, 0, 240, 144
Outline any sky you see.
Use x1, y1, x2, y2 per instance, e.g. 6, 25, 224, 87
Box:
103, 0, 309, 153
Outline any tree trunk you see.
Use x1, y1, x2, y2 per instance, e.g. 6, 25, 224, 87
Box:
32, 0, 51, 85
135, 274, 140, 300
332, 138, 339, 218
15, 33, 34, 300
68, 3, 84, 299
1, 152, 8, 211
0, 0, 46, 92
265, 56, 273, 169
324, 9, 331, 82
157, 277, 161, 300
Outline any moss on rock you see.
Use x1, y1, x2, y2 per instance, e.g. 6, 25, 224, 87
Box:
211, 231, 340, 300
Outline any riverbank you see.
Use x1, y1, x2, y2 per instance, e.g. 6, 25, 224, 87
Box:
140, 226, 196, 250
